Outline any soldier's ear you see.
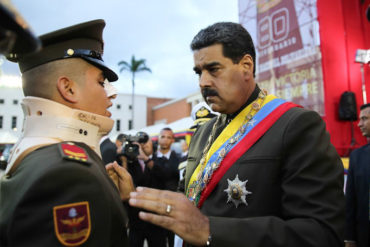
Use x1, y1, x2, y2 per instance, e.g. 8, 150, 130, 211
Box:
56, 76, 78, 103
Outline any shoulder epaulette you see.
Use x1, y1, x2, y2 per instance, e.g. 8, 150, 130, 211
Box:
58, 142, 91, 165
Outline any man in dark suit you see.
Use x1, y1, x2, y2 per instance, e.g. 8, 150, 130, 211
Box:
345, 103, 370, 247
150, 127, 179, 247
151, 128, 180, 192
0, 20, 133, 246
125, 22, 345, 247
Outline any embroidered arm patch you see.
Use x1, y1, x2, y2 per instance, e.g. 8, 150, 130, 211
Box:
53, 201, 91, 246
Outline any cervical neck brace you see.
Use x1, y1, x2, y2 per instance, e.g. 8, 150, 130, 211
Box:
5, 96, 114, 175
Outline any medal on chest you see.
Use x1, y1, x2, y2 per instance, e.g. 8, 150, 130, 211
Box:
224, 174, 252, 208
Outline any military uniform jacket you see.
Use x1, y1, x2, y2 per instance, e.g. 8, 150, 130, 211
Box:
185, 106, 345, 247
345, 143, 370, 247
0, 142, 128, 246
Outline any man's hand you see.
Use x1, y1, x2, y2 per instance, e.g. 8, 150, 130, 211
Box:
106, 162, 135, 201
129, 187, 210, 246
345, 242, 357, 247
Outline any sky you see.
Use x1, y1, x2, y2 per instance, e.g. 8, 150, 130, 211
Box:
1, 0, 240, 99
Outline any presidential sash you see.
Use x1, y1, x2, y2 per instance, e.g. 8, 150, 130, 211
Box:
187, 95, 300, 208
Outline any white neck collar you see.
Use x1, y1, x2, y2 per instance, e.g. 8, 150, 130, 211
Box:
5, 97, 114, 174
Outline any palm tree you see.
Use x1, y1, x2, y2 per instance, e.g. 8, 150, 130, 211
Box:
118, 55, 151, 129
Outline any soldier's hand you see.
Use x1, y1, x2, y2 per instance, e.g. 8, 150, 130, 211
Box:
129, 187, 210, 246
106, 162, 135, 201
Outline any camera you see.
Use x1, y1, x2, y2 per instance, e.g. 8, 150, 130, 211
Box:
120, 132, 149, 162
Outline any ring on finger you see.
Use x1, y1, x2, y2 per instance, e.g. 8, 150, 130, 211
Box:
166, 204, 172, 214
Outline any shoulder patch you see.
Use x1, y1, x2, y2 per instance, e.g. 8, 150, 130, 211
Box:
53, 201, 91, 246
58, 142, 91, 165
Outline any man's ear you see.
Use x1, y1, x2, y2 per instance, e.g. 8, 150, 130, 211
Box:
56, 76, 78, 103
240, 54, 254, 78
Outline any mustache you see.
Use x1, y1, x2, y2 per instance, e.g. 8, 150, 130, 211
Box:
201, 88, 219, 99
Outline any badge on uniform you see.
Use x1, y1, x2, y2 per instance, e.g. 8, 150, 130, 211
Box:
59, 142, 90, 164
224, 175, 252, 208
53, 201, 91, 246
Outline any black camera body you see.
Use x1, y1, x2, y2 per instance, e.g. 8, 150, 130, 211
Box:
120, 132, 149, 162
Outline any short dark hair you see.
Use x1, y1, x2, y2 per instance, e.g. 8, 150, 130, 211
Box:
116, 133, 126, 142
161, 127, 173, 132
360, 103, 370, 110
190, 22, 256, 77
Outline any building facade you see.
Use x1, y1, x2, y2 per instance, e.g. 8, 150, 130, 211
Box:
0, 86, 24, 143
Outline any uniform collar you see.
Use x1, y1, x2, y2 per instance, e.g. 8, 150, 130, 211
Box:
157, 150, 171, 159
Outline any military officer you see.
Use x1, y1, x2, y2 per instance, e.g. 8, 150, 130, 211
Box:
0, 19, 133, 246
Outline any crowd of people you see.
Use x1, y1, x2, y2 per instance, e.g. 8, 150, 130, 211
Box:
0, 1, 369, 247
100, 128, 182, 247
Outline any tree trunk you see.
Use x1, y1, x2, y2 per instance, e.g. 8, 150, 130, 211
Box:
131, 72, 135, 129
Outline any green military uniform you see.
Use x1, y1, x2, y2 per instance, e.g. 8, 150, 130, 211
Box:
0, 142, 128, 246
0, 19, 128, 246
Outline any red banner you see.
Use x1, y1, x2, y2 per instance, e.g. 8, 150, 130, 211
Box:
239, 0, 325, 115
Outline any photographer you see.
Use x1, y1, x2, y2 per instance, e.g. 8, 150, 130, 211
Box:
121, 132, 167, 247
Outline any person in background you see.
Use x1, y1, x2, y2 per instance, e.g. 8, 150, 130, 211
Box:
151, 127, 180, 192
124, 132, 167, 247
177, 102, 218, 193
0, 19, 133, 246
345, 103, 370, 247
115, 133, 128, 166
116, 133, 127, 153
151, 127, 179, 247
188, 101, 218, 131
179, 139, 189, 163
125, 22, 344, 247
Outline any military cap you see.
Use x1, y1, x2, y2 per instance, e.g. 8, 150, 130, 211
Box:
190, 102, 218, 129
7, 19, 118, 82
0, 0, 41, 56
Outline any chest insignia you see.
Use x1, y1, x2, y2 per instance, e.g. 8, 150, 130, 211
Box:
53, 201, 91, 246
224, 175, 252, 208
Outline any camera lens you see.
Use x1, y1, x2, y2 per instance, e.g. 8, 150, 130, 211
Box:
136, 132, 149, 143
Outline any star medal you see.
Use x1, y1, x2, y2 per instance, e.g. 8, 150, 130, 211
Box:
224, 175, 252, 208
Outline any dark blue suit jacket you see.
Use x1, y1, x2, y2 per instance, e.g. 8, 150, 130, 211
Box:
345, 143, 370, 247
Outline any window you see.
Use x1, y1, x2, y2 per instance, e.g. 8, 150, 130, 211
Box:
0, 99, 4, 104
11, 116, 17, 129
128, 120, 133, 130
128, 105, 132, 110
0, 116, 3, 129
116, 104, 121, 109
13, 99, 18, 105
116, 119, 121, 131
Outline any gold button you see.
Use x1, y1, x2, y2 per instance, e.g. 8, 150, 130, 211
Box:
67, 49, 74, 56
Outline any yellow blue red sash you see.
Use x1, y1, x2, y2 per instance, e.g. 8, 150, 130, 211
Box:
187, 96, 300, 208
